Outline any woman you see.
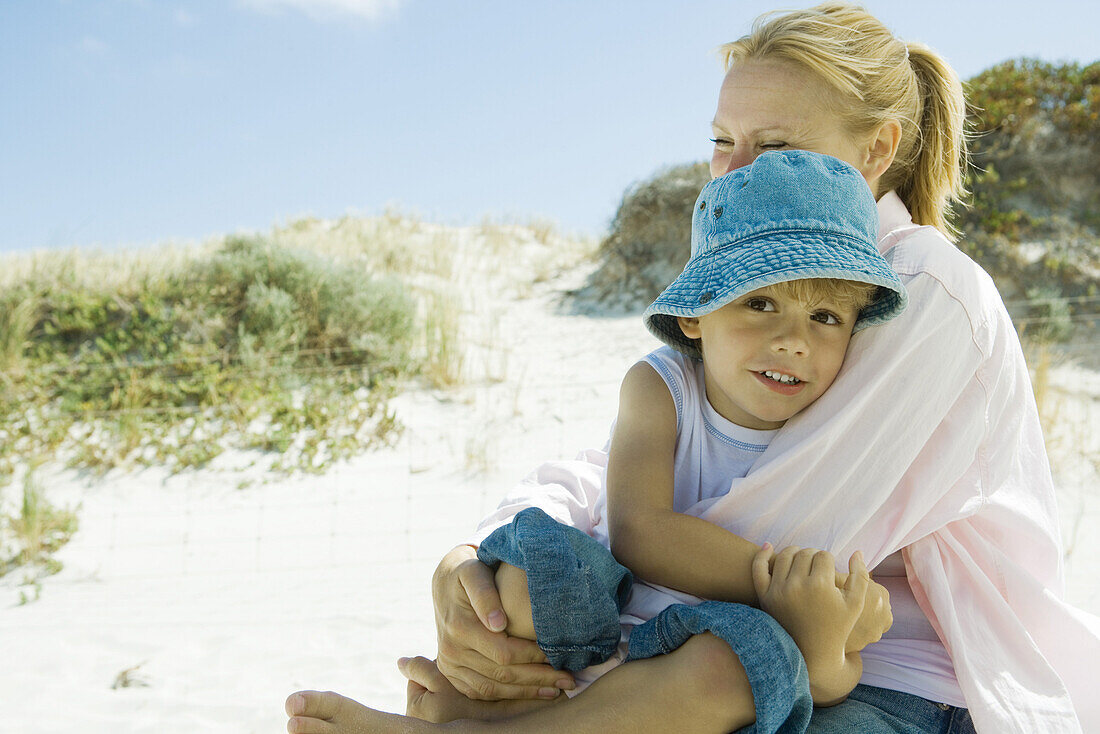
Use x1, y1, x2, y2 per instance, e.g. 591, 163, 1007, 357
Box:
289, 3, 1100, 733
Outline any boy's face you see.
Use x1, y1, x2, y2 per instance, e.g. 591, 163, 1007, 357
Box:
678, 284, 860, 430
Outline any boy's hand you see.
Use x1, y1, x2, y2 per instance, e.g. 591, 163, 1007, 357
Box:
751, 545, 869, 665
846, 572, 892, 652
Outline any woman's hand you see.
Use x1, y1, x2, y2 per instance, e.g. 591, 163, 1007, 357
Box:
426, 545, 573, 700
401, 656, 563, 723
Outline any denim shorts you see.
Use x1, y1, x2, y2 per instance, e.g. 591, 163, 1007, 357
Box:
805, 685, 976, 734
628, 599, 812, 734
477, 508, 971, 734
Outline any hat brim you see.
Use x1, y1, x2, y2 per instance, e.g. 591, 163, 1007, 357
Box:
643, 230, 907, 359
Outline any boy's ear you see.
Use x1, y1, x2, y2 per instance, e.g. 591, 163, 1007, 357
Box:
677, 316, 701, 339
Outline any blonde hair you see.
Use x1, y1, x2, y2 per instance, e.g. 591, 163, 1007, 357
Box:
717, 2, 968, 240
768, 278, 879, 316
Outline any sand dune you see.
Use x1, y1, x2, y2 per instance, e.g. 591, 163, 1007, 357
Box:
1, 243, 1096, 733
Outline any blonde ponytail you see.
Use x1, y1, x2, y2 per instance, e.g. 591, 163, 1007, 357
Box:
718, 2, 968, 241
889, 43, 968, 239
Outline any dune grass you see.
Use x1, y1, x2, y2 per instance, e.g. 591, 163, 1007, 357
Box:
0, 230, 419, 481
0, 212, 590, 486
0, 464, 79, 587
0, 210, 590, 579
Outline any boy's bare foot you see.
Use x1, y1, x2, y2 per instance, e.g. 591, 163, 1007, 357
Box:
286, 690, 436, 733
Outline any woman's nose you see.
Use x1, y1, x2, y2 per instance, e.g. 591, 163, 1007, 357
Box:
711, 147, 756, 178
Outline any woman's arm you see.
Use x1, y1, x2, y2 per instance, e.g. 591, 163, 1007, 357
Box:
606, 361, 764, 604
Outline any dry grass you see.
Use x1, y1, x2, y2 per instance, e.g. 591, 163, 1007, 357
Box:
0, 242, 209, 293
1, 464, 79, 581
269, 209, 593, 391
1027, 340, 1059, 441
0, 210, 591, 487
420, 287, 465, 389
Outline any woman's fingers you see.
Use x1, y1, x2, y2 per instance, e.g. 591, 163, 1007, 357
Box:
457, 557, 508, 633
458, 618, 549, 669
435, 624, 560, 698
398, 656, 451, 693
431, 547, 566, 700
427, 663, 563, 701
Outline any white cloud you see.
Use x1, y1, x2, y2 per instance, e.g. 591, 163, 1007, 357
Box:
79, 36, 110, 55
174, 8, 196, 27
239, 0, 404, 22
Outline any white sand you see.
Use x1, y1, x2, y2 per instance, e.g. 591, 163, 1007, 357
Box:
1, 236, 1097, 733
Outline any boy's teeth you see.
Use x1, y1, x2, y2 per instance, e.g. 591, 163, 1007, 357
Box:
763, 370, 800, 384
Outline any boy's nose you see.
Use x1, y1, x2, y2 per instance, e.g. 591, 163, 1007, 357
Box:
771, 322, 810, 356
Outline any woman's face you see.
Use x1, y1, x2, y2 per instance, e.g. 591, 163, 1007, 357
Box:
710, 58, 880, 195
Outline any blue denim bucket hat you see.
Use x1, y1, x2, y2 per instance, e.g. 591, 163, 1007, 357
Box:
643, 150, 907, 358
477, 507, 633, 672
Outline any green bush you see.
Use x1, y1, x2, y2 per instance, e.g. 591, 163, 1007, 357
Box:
0, 235, 416, 478
959, 59, 1100, 329
572, 162, 711, 312
962, 58, 1100, 236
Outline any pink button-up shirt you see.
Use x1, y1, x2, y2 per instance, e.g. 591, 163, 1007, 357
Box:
472, 192, 1100, 732
689, 191, 1100, 732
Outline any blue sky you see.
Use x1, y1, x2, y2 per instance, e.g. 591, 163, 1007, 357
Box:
2, 0, 1097, 253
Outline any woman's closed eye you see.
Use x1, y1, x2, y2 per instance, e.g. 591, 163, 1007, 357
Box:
709, 138, 789, 150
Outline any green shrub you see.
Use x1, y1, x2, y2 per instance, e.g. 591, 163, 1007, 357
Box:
572, 162, 711, 312
0, 235, 416, 478
958, 59, 1100, 334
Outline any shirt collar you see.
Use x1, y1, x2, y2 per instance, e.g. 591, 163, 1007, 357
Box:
876, 190, 919, 255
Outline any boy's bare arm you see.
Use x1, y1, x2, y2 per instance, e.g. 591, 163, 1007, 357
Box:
606, 362, 763, 605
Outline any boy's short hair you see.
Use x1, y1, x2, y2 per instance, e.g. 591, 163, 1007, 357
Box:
770, 278, 879, 314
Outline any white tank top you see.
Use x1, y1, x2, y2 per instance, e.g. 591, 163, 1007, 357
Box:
596, 347, 779, 617
604, 347, 966, 706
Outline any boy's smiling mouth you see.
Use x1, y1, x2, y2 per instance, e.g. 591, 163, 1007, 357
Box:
753, 369, 808, 396
759, 370, 802, 385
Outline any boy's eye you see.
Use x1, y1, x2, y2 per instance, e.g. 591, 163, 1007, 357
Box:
811, 311, 841, 325
709, 137, 733, 148
746, 298, 776, 312
760, 141, 788, 149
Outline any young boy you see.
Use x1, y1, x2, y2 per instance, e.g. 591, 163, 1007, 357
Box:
286, 150, 906, 734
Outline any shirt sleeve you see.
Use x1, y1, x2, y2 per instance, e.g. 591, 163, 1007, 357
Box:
463, 447, 609, 547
